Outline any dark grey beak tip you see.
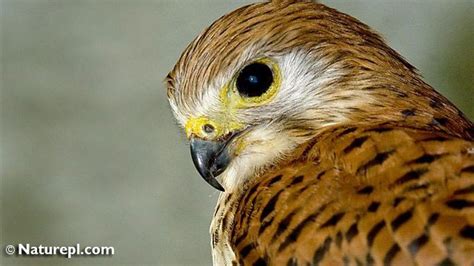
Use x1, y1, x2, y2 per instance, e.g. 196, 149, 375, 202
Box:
190, 138, 230, 192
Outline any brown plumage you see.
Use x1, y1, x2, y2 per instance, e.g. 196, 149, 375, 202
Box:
166, 0, 473, 265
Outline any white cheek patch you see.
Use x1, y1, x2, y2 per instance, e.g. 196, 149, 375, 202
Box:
220, 124, 304, 192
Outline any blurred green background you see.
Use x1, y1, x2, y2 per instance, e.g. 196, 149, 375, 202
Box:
1, 0, 472, 265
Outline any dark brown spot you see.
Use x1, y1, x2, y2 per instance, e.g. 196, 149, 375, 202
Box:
429, 99, 442, 108
290, 175, 304, 185
357, 186, 374, 194
240, 243, 254, 258
427, 213, 440, 228
459, 225, 474, 239
312, 237, 332, 265
335, 231, 343, 248
253, 258, 267, 266
260, 190, 283, 222
431, 117, 449, 126
259, 217, 273, 235
395, 169, 428, 185
392, 197, 405, 207
345, 223, 359, 242
445, 199, 474, 210
320, 212, 345, 228
344, 136, 369, 154
315, 171, 325, 180
368, 202, 380, 212
453, 184, 474, 195
405, 183, 429, 192
401, 109, 416, 117
461, 165, 474, 174
408, 234, 429, 256
278, 205, 328, 252
286, 258, 297, 266
272, 210, 298, 240
358, 150, 394, 172
372, 127, 392, 133
410, 154, 440, 164
339, 127, 357, 137
391, 209, 413, 232
268, 175, 282, 186
367, 220, 385, 246
384, 244, 400, 266
366, 253, 374, 266
437, 258, 455, 266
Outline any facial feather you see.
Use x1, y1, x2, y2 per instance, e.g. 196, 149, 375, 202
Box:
167, 1, 473, 191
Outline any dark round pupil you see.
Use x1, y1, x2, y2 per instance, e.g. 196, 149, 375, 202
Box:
236, 63, 273, 98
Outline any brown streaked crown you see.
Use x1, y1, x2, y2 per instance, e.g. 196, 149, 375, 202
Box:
167, 1, 473, 139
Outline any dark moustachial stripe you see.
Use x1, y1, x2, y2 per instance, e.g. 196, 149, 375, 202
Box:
357, 186, 374, 194
459, 225, 474, 240
260, 190, 284, 222
408, 234, 429, 256
445, 199, 474, 210
344, 136, 369, 154
395, 169, 428, 185
368, 202, 380, 212
383, 243, 401, 266
312, 237, 332, 265
367, 220, 385, 246
345, 222, 359, 242
391, 209, 413, 232
320, 212, 345, 228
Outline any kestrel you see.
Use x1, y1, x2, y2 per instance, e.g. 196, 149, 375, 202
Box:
166, 0, 474, 265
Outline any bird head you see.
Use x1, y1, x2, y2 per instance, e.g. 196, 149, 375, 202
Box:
166, 0, 472, 192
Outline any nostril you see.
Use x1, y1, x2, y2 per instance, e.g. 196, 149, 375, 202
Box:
203, 124, 215, 134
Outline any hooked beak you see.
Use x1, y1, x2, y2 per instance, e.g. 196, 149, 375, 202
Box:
189, 137, 233, 191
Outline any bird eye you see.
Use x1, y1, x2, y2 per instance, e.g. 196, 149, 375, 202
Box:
236, 62, 274, 98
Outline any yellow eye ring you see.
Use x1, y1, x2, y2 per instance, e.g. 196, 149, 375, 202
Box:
221, 58, 281, 109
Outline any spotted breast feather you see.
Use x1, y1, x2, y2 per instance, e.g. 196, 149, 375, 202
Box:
212, 125, 474, 266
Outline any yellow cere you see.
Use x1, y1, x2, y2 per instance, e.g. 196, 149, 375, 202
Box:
186, 58, 281, 140
185, 116, 243, 140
